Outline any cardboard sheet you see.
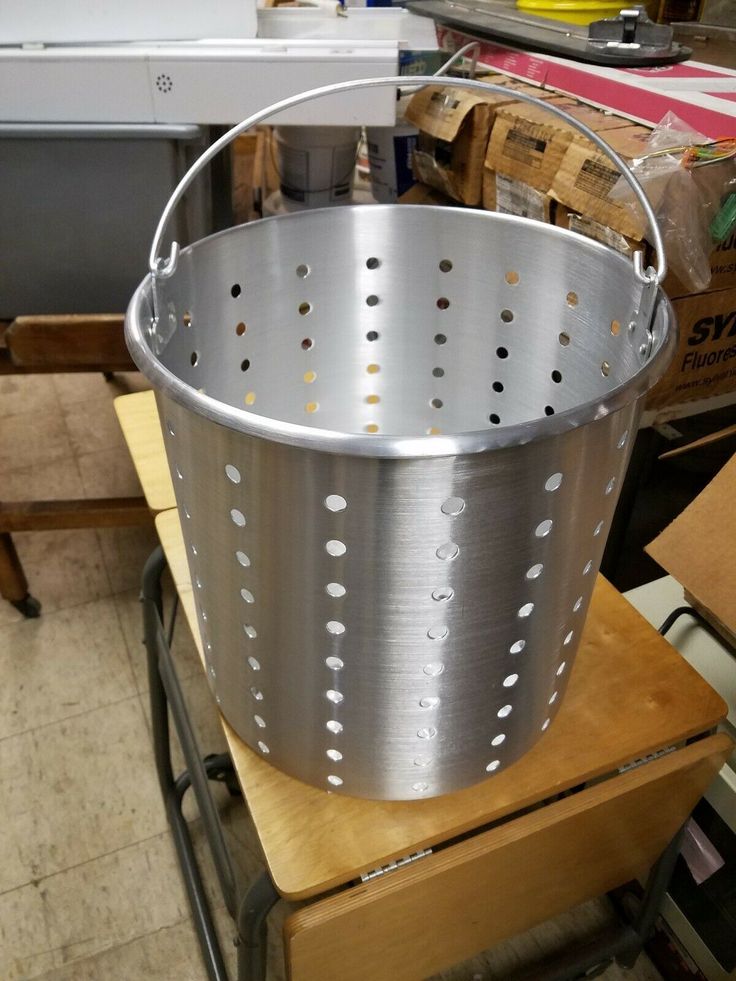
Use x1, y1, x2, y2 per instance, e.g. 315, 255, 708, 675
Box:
646, 453, 736, 645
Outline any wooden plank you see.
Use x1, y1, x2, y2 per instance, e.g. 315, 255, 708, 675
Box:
155, 508, 727, 900
114, 391, 176, 512
0, 498, 152, 533
285, 733, 732, 981
4, 315, 134, 370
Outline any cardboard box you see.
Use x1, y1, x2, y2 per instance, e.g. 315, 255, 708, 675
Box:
550, 126, 656, 240
404, 85, 521, 206
484, 99, 581, 194
646, 451, 736, 648
397, 182, 457, 207
646, 285, 736, 409
554, 203, 642, 260
483, 170, 554, 221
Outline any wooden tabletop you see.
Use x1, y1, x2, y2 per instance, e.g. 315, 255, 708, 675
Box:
114, 391, 175, 512
155, 508, 726, 901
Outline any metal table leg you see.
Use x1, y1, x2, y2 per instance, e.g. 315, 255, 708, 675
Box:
141, 546, 280, 981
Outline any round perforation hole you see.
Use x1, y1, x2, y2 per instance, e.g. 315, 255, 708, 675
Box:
436, 297, 450, 310
240, 359, 251, 372
564, 630, 574, 646
326, 582, 346, 598
427, 624, 448, 640
497, 704, 512, 718
298, 302, 311, 316
566, 290, 578, 307
365, 424, 379, 434
366, 295, 379, 307
489, 413, 501, 425
518, 602, 534, 618
240, 588, 255, 604
542, 718, 551, 731
583, 560, 593, 576
594, 520, 604, 536
254, 715, 266, 728
500, 309, 514, 324
535, 519, 553, 538
231, 284, 241, 298
432, 367, 445, 378
510, 639, 525, 654
366, 330, 379, 342
545, 472, 563, 492
432, 586, 454, 603
183, 311, 192, 327
257, 741, 270, 754
423, 662, 444, 677
439, 259, 453, 273
326, 720, 343, 734
296, 264, 309, 278
325, 494, 347, 512
325, 656, 344, 670
496, 346, 509, 360
243, 624, 257, 639
605, 477, 616, 495
236, 550, 250, 567
551, 370, 562, 384
491, 733, 506, 746
436, 542, 459, 561
412, 782, 429, 794
327, 775, 343, 787
420, 695, 440, 709
366, 363, 380, 374
167, 421, 175, 437
250, 687, 263, 701
327, 749, 343, 762
325, 689, 344, 704
176, 466, 184, 481
225, 464, 241, 484
190, 351, 199, 367
366, 394, 380, 405
236, 322, 246, 336
247, 656, 260, 671
618, 430, 629, 449
244, 392, 256, 406
326, 540, 346, 557
505, 270, 519, 285
492, 381, 504, 393
366, 256, 380, 270
544, 406, 555, 416
557, 661, 567, 676
417, 726, 437, 740
430, 398, 443, 409
573, 596, 583, 612
301, 337, 313, 351
441, 497, 465, 516
503, 673, 519, 688
486, 760, 501, 772
611, 319, 621, 336
549, 691, 558, 704
526, 563, 543, 580
230, 508, 246, 527
601, 361, 611, 377
434, 333, 447, 346
414, 755, 432, 767
304, 370, 317, 384
559, 332, 571, 347
326, 620, 345, 636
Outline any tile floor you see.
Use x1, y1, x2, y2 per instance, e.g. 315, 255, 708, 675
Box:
0, 371, 665, 980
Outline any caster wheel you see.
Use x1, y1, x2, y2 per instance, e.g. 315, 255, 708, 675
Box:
11, 594, 42, 618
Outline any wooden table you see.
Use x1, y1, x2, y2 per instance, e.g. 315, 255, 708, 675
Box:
117, 389, 732, 981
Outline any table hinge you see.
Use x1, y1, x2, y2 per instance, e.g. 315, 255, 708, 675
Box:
360, 848, 433, 883
618, 745, 676, 774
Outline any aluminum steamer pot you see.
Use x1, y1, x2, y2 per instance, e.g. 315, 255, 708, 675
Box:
126, 76, 676, 800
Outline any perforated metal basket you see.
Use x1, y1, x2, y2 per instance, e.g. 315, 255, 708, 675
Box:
126, 77, 676, 800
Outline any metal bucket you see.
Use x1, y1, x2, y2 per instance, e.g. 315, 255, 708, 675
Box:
126, 77, 676, 800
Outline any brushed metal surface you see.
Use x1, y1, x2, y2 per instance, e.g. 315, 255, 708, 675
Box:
127, 204, 676, 799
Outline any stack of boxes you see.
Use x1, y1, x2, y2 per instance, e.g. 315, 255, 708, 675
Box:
401, 74, 736, 410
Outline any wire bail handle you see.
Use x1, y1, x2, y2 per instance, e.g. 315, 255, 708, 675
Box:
149, 75, 666, 291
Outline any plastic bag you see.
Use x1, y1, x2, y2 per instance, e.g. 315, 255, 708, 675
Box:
611, 112, 736, 292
